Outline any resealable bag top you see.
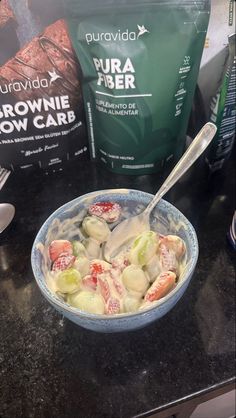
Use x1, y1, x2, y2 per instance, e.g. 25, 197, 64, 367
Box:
66, 0, 210, 175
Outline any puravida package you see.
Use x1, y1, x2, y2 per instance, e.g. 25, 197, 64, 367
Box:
206, 33, 236, 172
66, 0, 210, 174
0, 0, 88, 172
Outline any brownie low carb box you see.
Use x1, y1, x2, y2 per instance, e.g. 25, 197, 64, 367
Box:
0, 0, 88, 172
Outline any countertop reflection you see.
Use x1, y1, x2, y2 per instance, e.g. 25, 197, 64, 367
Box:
0, 149, 235, 418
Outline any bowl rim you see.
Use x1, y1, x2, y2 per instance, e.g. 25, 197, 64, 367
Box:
31, 188, 199, 321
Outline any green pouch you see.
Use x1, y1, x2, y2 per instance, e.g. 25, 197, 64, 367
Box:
66, 0, 210, 174
206, 33, 236, 172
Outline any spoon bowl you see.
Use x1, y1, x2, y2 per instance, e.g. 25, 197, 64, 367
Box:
0, 203, 15, 233
31, 189, 199, 332
104, 122, 217, 261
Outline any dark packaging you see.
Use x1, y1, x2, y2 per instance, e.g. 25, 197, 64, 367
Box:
0, 0, 88, 172
206, 33, 236, 172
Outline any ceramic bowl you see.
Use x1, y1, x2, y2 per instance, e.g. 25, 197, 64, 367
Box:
31, 189, 198, 333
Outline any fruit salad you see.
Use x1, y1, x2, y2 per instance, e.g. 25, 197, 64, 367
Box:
47, 201, 186, 315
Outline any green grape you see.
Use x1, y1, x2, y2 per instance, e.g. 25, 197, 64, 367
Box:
129, 231, 158, 266
122, 264, 149, 296
67, 290, 105, 314
123, 295, 142, 313
82, 216, 111, 242
72, 241, 87, 257
56, 268, 82, 294
83, 238, 101, 259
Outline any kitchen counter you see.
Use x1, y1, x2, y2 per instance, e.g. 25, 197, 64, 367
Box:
0, 149, 235, 418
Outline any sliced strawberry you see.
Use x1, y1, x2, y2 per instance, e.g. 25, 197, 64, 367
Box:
98, 277, 111, 302
82, 275, 97, 290
109, 269, 125, 296
160, 235, 186, 258
90, 260, 110, 276
144, 271, 176, 302
49, 240, 73, 262
159, 243, 178, 273
90, 262, 104, 276
88, 201, 121, 223
106, 297, 120, 314
113, 278, 125, 297
52, 254, 75, 272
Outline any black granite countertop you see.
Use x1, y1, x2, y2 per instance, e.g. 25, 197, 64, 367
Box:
0, 149, 235, 418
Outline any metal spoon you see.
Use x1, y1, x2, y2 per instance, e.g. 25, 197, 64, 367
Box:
0, 203, 15, 233
104, 122, 217, 261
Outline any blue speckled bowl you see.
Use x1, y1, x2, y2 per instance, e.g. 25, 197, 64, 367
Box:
31, 189, 198, 333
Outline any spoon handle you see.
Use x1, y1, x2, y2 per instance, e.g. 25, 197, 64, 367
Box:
143, 122, 217, 217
